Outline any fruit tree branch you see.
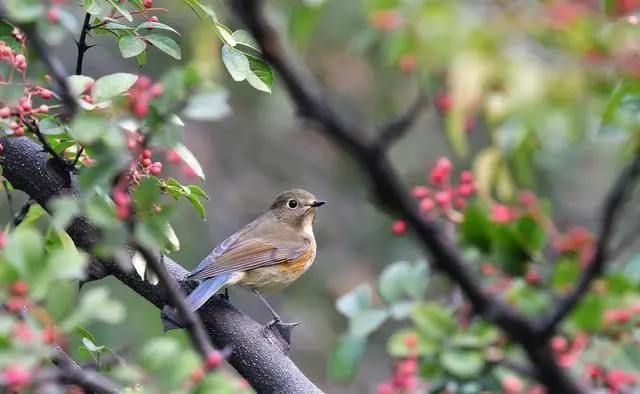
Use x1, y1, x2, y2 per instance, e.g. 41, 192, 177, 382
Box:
538, 149, 640, 338
230, 0, 583, 392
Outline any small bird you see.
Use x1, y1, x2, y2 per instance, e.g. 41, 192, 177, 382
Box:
181, 188, 324, 332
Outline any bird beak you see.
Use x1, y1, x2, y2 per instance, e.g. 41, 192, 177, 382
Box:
310, 200, 326, 208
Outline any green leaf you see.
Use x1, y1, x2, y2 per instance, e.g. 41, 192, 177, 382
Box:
82, 337, 105, 352
39, 118, 66, 135
140, 337, 181, 370
405, 259, 429, 300
232, 30, 260, 52
389, 301, 415, 320
327, 334, 366, 383
63, 287, 125, 329
119, 35, 147, 58
440, 349, 484, 378
552, 257, 580, 289
183, 87, 231, 121
387, 328, 438, 357
186, 194, 206, 219
67, 75, 94, 96
16, 204, 45, 229
135, 21, 180, 35
336, 284, 372, 318
349, 308, 388, 336
48, 245, 87, 281
145, 34, 182, 60
570, 293, 605, 332
106, 0, 132, 21
245, 53, 274, 93
221, 45, 250, 81
174, 143, 205, 180
69, 111, 109, 144
5, 0, 46, 22
216, 23, 236, 46
92, 73, 138, 103
4, 228, 43, 276
459, 204, 494, 254
187, 185, 210, 200
378, 260, 413, 303
50, 197, 80, 230
411, 302, 455, 342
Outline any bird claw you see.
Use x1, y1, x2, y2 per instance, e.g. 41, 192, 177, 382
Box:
262, 319, 300, 354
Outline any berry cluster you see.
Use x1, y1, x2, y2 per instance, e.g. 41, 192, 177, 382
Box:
127, 75, 164, 118
391, 156, 476, 235
376, 334, 419, 394
0, 32, 55, 141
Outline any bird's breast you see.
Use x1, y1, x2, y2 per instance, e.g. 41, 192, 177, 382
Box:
239, 243, 316, 292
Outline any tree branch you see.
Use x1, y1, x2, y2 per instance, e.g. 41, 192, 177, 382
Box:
538, 149, 640, 338
374, 93, 428, 154
133, 244, 217, 359
75, 13, 93, 75
50, 346, 122, 393
230, 1, 581, 392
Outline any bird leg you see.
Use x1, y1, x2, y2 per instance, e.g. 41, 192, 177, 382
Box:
219, 288, 230, 301
252, 288, 299, 353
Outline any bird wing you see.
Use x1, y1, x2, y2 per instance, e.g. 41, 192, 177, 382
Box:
187, 235, 309, 281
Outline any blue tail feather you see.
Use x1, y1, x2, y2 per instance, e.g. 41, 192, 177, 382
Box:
184, 273, 230, 312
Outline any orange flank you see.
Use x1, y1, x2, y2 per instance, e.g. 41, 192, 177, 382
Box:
278, 245, 314, 276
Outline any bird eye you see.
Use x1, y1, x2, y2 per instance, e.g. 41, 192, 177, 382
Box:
287, 199, 298, 209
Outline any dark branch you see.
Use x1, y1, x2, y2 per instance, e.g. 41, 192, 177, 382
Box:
538, 149, 640, 338
51, 346, 122, 393
26, 119, 71, 170
75, 13, 92, 75
374, 93, 428, 153
133, 245, 217, 359
230, 1, 581, 392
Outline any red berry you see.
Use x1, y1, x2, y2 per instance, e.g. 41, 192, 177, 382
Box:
518, 190, 537, 206
391, 220, 407, 235
191, 367, 204, 383
134, 99, 149, 118
166, 149, 180, 163
459, 170, 474, 184
0, 144, 4, 153
10, 280, 28, 297
457, 183, 474, 196
420, 198, 435, 213
142, 149, 152, 159
40, 89, 52, 99
38, 104, 49, 113
435, 91, 452, 112
551, 336, 567, 353
0, 107, 10, 117
149, 16, 159, 23
501, 375, 524, 393
149, 162, 163, 175
149, 83, 164, 97
143, 0, 153, 8
411, 185, 430, 199
454, 198, 466, 209
47, 8, 59, 23
136, 75, 151, 89
14, 127, 24, 136
141, 158, 152, 168
403, 333, 418, 348
206, 351, 223, 369
2, 365, 31, 390
434, 191, 451, 207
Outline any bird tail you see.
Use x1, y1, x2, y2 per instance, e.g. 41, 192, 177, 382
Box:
184, 273, 230, 312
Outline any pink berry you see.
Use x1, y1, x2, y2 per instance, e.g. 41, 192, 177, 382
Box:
149, 16, 159, 22
206, 351, 223, 369
0, 107, 10, 117
2, 365, 31, 390
149, 162, 162, 175
420, 198, 435, 213
391, 220, 407, 235
40, 89, 52, 99
411, 185, 430, 199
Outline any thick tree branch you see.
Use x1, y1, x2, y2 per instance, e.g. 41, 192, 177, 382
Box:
538, 150, 640, 338
75, 13, 93, 75
230, 1, 581, 392
51, 346, 122, 393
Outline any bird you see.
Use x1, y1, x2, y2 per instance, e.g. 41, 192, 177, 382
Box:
180, 188, 324, 335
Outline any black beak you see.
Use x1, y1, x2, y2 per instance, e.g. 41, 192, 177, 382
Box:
310, 200, 326, 208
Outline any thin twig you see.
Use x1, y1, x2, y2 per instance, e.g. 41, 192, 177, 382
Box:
374, 93, 428, 154
12, 201, 32, 228
538, 149, 640, 338
133, 244, 218, 359
25, 119, 70, 169
75, 13, 93, 75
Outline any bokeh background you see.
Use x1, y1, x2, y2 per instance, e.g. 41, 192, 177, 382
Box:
4, 0, 627, 392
